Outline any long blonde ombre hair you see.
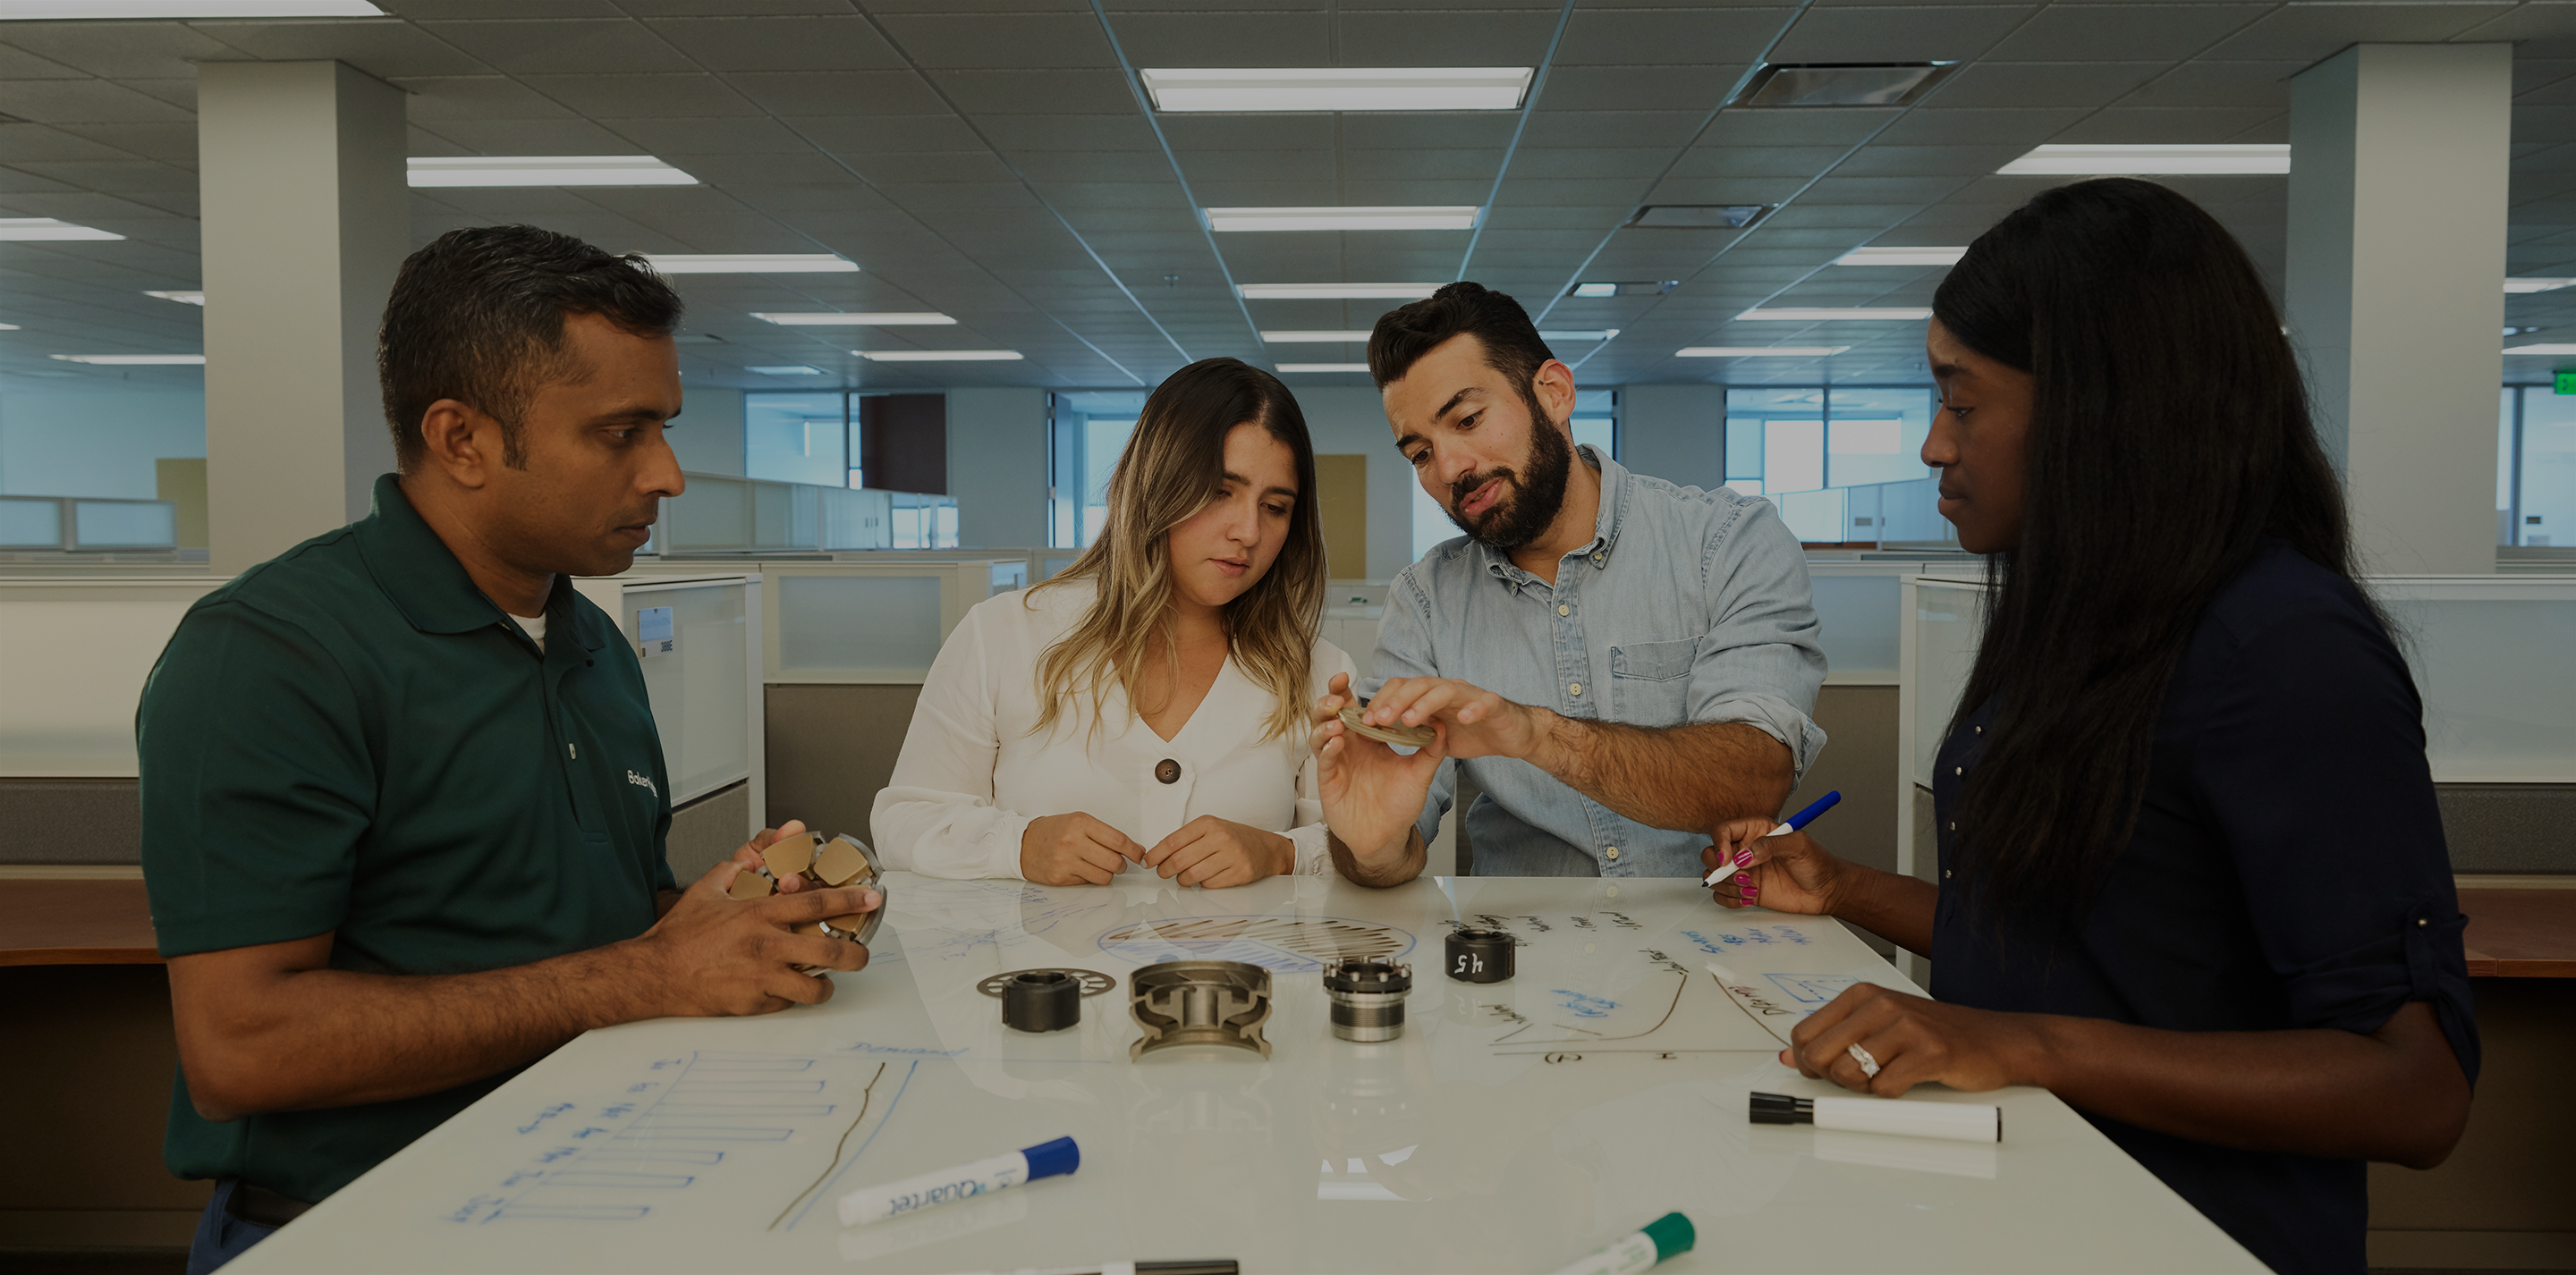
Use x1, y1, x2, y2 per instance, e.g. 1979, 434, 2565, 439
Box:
1029, 358, 1326, 744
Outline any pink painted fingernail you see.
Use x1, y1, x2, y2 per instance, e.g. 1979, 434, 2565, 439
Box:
1735, 872, 1750, 884
1734, 849, 1752, 865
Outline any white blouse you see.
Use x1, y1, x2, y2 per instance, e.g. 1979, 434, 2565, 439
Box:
870, 581, 1359, 882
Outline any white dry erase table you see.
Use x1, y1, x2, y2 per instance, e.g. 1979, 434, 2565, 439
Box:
226, 874, 2263, 1274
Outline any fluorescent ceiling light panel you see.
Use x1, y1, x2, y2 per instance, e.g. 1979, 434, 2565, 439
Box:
1569, 280, 1675, 298
2503, 344, 2576, 355
1539, 330, 1620, 342
2504, 279, 2576, 294
1735, 63, 1955, 108
52, 353, 204, 365
1835, 246, 1966, 267
1679, 346, 1852, 358
1141, 67, 1532, 113
746, 365, 825, 376
644, 254, 858, 274
1737, 308, 1931, 322
753, 311, 954, 326
1239, 283, 1441, 300
1628, 205, 1769, 230
1998, 144, 2290, 175
0, 323, 19, 330
0, 2, 379, 14
145, 290, 204, 305
855, 350, 1021, 362
408, 156, 697, 188
0, 217, 120, 241
1261, 330, 1373, 342
1277, 363, 1370, 373
1208, 206, 1479, 232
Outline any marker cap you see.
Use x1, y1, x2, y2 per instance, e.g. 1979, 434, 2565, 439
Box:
1749, 1092, 1811, 1125
1021, 1136, 1080, 1181
1642, 1211, 1695, 1260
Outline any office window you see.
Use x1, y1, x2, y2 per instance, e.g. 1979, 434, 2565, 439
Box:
743, 392, 849, 488
1722, 386, 1946, 545
1047, 390, 1148, 549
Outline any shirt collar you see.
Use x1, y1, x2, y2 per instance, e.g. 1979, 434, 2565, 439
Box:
355, 473, 603, 650
1477, 443, 1626, 587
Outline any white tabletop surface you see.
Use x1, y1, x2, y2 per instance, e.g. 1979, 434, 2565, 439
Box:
228, 874, 2263, 1275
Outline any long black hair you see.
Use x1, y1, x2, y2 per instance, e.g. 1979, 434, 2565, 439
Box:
1936, 178, 2360, 933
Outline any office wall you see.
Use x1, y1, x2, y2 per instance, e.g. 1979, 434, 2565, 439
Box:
1293, 384, 1416, 579
0, 385, 208, 498
1620, 384, 1726, 491
946, 385, 1049, 549
671, 383, 743, 477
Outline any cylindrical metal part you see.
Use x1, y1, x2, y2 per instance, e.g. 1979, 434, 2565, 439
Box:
1002, 969, 1081, 1033
1445, 927, 1515, 983
1323, 958, 1412, 1043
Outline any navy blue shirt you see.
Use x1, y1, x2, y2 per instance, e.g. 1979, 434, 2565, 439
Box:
1930, 541, 2478, 1275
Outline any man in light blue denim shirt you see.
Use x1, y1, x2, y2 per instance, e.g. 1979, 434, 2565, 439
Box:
1309, 283, 1826, 881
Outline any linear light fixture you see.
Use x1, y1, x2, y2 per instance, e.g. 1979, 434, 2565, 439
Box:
1540, 329, 1620, 342
1736, 308, 1931, 322
2504, 279, 2576, 294
855, 350, 1021, 362
1570, 281, 1675, 299
1140, 67, 1532, 113
408, 156, 697, 188
2504, 344, 2576, 355
1262, 331, 1373, 342
1276, 363, 1369, 373
0, 2, 379, 14
1208, 206, 1479, 232
1835, 246, 1966, 267
1679, 346, 1852, 358
1239, 283, 1442, 300
0, 323, 19, 330
753, 311, 954, 326
644, 254, 858, 274
1629, 206, 1768, 230
1998, 144, 2290, 175
746, 365, 825, 376
145, 290, 204, 305
1734, 63, 1956, 108
52, 353, 204, 365
0, 217, 121, 241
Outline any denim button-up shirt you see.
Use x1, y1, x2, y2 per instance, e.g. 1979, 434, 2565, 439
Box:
1368, 447, 1826, 877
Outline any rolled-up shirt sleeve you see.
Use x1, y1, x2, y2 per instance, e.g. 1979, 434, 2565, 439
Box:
870, 605, 1034, 880
2190, 603, 2479, 1082
1687, 498, 1828, 779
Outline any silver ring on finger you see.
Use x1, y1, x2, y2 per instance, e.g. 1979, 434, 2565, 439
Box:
1846, 1043, 1882, 1078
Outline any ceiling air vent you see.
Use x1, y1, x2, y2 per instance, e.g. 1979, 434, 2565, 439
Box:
1733, 63, 1956, 109
1627, 205, 1771, 230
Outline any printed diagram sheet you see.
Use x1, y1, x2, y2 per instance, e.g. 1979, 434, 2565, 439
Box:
227, 874, 2256, 1275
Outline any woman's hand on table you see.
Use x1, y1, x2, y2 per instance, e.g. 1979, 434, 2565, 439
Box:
1020, 812, 1146, 885
1782, 983, 2039, 1097
1703, 820, 1844, 915
1143, 815, 1293, 887
1312, 671, 1447, 860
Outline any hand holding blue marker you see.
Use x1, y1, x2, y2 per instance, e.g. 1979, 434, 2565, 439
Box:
1704, 789, 1841, 886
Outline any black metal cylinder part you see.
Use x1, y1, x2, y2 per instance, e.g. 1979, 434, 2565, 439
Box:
1002, 969, 1082, 1032
1445, 927, 1514, 984
1323, 958, 1411, 1043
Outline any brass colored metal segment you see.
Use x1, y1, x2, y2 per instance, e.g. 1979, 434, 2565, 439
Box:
727, 870, 775, 900
812, 839, 871, 887
764, 831, 819, 877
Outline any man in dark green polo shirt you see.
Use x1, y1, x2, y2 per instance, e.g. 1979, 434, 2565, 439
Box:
139, 225, 877, 1275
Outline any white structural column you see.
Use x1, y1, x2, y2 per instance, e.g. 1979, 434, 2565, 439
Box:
2287, 44, 2511, 575
199, 61, 408, 574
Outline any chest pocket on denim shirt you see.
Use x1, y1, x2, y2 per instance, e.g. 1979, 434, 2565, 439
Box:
1609, 638, 1699, 725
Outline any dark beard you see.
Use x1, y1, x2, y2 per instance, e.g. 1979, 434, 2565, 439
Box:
1448, 400, 1574, 552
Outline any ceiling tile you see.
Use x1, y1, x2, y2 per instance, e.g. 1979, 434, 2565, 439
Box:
644, 16, 907, 72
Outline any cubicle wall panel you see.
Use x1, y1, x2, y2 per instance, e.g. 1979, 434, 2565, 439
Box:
0, 579, 225, 778
2365, 979, 2576, 1255
1907, 578, 1986, 788
763, 682, 922, 849
777, 574, 942, 679
0, 964, 213, 1245
0, 779, 140, 863
2435, 784, 2576, 873
623, 579, 756, 807
2380, 588, 2576, 781
665, 780, 750, 885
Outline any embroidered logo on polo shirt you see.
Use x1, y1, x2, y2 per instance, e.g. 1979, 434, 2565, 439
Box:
626, 770, 658, 798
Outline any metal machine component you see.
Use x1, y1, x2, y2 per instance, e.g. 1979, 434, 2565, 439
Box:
1322, 958, 1412, 1043
1445, 927, 1514, 983
1337, 701, 1436, 748
732, 831, 881, 900
976, 968, 1118, 999
1129, 960, 1273, 1060
997, 970, 1084, 1033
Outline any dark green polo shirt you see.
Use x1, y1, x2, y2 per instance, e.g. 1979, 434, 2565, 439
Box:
138, 473, 677, 1203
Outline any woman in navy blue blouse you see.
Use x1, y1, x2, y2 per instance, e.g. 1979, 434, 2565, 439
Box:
1707, 178, 2477, 1275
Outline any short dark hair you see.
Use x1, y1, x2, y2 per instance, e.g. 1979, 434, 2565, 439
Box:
1366, 281, 1557, 394
378, 224, 683, 469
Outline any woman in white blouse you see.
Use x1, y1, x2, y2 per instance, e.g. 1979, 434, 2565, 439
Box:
873, 358, 1422, 888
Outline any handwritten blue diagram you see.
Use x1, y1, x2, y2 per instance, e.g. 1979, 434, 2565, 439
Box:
1551, 990, 1621, 1018
1095, 915, 1414, 973
1763, 974, 1865, 1006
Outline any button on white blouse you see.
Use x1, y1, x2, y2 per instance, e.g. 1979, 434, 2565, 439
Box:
870, 581, 1359, 881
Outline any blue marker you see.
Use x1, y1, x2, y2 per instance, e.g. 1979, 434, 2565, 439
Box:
1704, 789, 1841, 886
836, 1136, 1079, 1227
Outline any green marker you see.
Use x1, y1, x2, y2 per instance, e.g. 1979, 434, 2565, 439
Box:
1551, 1212, 1695, 1275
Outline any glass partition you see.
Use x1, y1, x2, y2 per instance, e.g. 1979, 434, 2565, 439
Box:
1724, 386, 1949, 547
